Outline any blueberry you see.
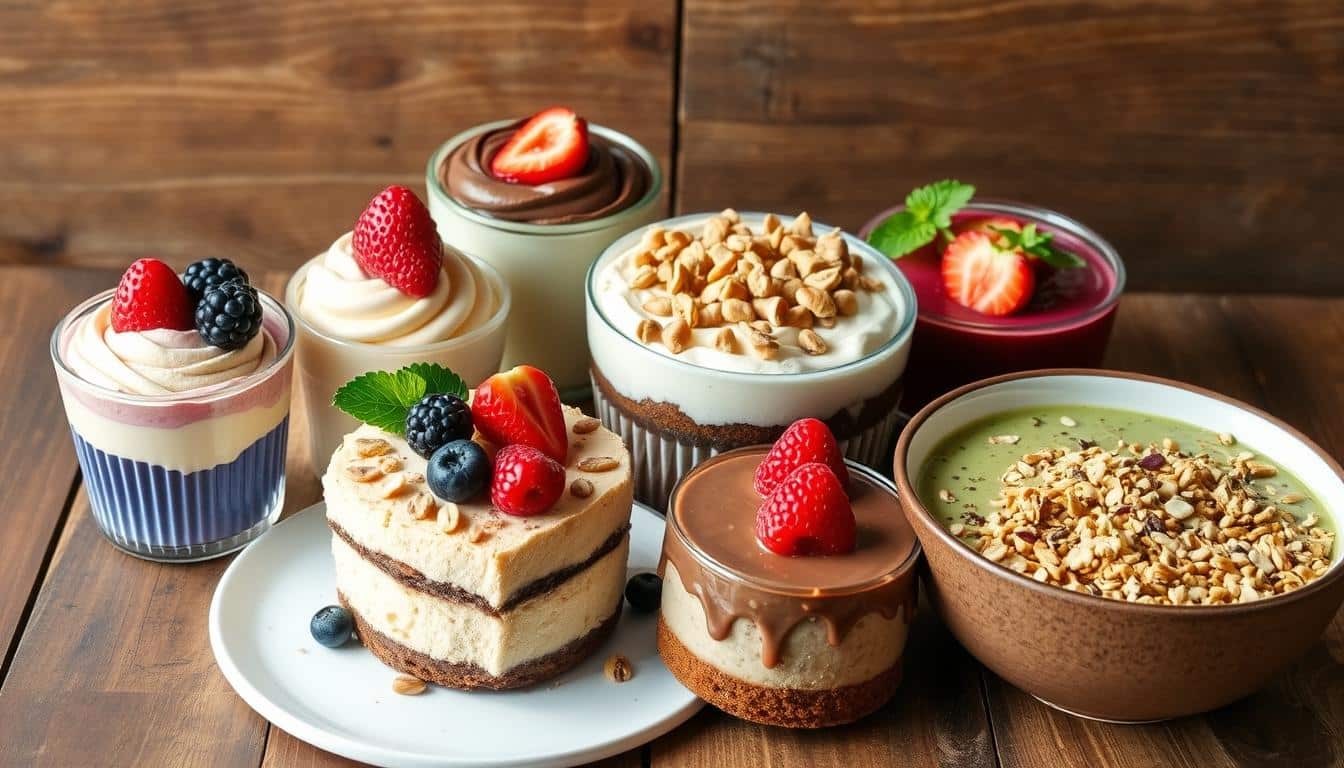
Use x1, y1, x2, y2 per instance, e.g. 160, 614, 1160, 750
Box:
310, 605, 353, 648
426, 439, 491, 503
624, 573, 662, 614
405, 394, 474, 459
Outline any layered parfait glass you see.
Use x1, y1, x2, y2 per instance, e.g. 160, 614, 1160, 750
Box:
860, 200, 1124, 411
51, 287, 295, 561
426, 113, 664, 399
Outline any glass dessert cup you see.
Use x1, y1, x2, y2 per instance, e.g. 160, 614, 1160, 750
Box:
51, 290, 296, 562
659, 450, 921, 728
859, 200, 1125, 411
426, 120, 664, 401
284, 254, 510, 474
586, 212, 917, 510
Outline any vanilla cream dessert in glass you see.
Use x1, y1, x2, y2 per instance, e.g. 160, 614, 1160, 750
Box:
286, 192, 510, 472
586, 210, 916, 508
425, 109, 663, 399
52, 259, 295, 561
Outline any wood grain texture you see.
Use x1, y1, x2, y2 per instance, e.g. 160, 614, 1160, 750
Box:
984, 295, 1344, 768
650, 595, 996, 768
0, 0, 675, 272
0, 267, 115, 676
677, 0, 1344, 294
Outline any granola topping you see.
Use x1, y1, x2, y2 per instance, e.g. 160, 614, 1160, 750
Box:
958, 440, 1335, 605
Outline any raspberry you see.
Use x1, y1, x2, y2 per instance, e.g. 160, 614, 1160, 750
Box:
491, 444, 565, 516
755, 463, 856, 557
753, 418, 849, 497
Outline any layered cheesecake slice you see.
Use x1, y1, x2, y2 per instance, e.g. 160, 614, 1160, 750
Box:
324, 405, 633, 689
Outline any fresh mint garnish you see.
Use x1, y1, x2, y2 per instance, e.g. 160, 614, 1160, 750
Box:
332, 363, 469, 435
990, 224, 1084, 270
867, 179, 975, 259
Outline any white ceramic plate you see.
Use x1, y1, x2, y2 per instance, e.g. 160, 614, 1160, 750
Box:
210, 501, 701, 768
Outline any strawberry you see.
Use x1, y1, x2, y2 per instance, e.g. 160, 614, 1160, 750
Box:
471, 365, 569, 463
110, 258, 195, 333
489, 107, 590, 185
940, 230, 1036, 316
491, 444, 566, 516
755, 463, 856, 557
753, 418, 849, 497
351, 185, 442, 298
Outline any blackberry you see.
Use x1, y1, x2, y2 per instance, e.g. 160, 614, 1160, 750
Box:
195, 281, 263, 350
405, 394, 473, 459
182, 258, 249, 304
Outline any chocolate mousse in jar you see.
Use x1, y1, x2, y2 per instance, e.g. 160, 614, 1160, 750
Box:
51, 258, 295, 561
426, 108, 664, 400
286, 186, 511, 472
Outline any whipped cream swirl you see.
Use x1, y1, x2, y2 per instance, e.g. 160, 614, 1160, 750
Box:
296, 232, 500, 346
65, 303, 276, 395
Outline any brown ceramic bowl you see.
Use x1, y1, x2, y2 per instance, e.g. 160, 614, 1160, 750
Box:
893, 369, 1344, 722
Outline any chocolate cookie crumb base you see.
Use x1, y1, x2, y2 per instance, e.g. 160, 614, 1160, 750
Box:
329, 519, 630, 616
591, 363, 902, 449
657, 618, 902, 728
340, 593, 622, 690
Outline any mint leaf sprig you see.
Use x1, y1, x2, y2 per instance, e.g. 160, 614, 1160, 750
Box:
990, 224, 1085, 270
867, 179, 975, 259
333, 363, 468, 435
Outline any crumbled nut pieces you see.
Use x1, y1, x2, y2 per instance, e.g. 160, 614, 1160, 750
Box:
435, 500, 462, 532
604, 654, 633, 683
625, 213, 883, 356
354, 437, 392, 458
573, 417, 601, 435
570, 478, 595, 499
392, 675, 427, 696
988, 435, 1021, 446
579, 456, 621, 473
959, 440, 1334, 605
938, 489, 958, 503
1060, 416, 1078, 428
344, 460, 384, 483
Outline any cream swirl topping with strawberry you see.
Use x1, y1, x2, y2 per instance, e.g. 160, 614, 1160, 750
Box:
65, 300, 276, 396
295, 232, 499, 346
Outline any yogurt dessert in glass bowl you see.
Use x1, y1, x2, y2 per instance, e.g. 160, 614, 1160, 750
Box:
426, 107, 663, 399
588, 209, 916, 508
51, 257, 294, 561
286, 186, 510, 471
861, 180, 1124, 411
658, 422, 920, 727
893, 370, 1343, 721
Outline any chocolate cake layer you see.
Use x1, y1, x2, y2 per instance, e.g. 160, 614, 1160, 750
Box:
657, 619, 903, 728
342, 594, 623, 690
329, 519, 630, 616
591, 364, 902, 449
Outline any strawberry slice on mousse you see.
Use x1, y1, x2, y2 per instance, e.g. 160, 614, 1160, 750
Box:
470, 365, 569, 464
940, 230, 1036, 317
489, 107, 590, 185
111, 258, 196, 333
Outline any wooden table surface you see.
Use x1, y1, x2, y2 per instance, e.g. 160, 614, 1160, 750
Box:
1, 265, 1341, 768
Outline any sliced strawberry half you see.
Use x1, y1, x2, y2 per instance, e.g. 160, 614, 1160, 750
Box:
489, 107, 590, 185
940, 230, 1036, 317
352, 185, 442, 298
756, 463, 856, 557
471, 365, 569, 463
753, 418, 849, 497
111, 258, 195, 333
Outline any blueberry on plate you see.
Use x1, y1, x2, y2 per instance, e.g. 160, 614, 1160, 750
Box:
195, 280, 263, 350
405, 394, 474, 459
310, 605, 354, 648
625, 573, 662, 614
182, 257, 249, 304
426, 439, 491, 503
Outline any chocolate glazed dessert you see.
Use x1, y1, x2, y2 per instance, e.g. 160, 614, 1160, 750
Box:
657, 449, 921, 728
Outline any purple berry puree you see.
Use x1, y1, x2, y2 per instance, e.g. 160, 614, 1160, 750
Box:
861, 202, 1124, 411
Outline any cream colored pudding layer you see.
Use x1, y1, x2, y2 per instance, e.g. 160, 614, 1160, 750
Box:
333, 534, 627, 677
660, 562, 909, 689
323, 407, 633, 609
65, 302, 276, 395
295, 232, 500, 346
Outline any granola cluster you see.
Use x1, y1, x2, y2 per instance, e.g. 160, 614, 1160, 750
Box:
625, 210, 885, 359
949, 435, 1335, 605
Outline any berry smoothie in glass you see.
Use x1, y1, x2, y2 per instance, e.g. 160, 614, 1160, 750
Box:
861, 182, 1124, 411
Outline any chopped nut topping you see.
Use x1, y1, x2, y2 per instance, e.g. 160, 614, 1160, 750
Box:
988, 435, 1021, 446
344, 460, 384, 483
1059, 416, 1078, 427
435, 501, 462, 532
572, 417, 601, 435
714, 327, 737, 354
392, 675, 427, 696
604, 654, 633, 683
570, 478, 595, 499
408, 491, 438, 521
578, 456, 621, 473
642, 297, 672, 317
938, 489, 957, 503
661, 319, 690, 354
635, 319, 661, 344
957, 439, 1334, 605
798, 328, 827, 355
354, 437, 391, 458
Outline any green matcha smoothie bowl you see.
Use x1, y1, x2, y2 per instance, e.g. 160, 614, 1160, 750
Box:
892, 370, 1344, 722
